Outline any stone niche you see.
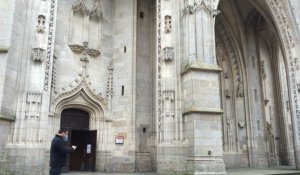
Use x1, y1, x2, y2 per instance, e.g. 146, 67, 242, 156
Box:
69, 0, 102, 54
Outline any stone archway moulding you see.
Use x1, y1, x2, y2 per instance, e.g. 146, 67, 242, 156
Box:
51, 73, 111, 123
264, 0, 300, 169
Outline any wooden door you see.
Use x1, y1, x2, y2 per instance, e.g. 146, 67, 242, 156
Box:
60, 108, 89, 130
69, 130, 85, 171
83, 130, 97, 171
60, 108, 90, 172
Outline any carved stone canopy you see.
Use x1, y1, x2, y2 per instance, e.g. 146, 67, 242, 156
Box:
72, 0, 103, 21
89, 1, 103, 21
32, 48, 45, 62
72, 0, 87, 14
52, 73, 110, 122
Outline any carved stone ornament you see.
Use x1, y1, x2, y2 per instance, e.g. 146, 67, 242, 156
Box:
183, 5, 194, 15
261, 61, 266, 78
54, 72, 108, 110
25, 91, 42, 118
44, 0, 56, 91
162, 47, 174, 61
36, 15, 46, 33
69, 44, 85, 54
89, 0, 103, 21
264, 98, 270, 105
106, 61, 114, 97
225, 89, 230, 98
238, 121, 245, 128
236, 76, 244, 97
295, 58, 299, 70
194, 0, 220, 17
164, 15, 172, 33
163, 90, 175, 101
69, 42, 101, 57
224, 72, 230, 79
157, 0, 163, 139
32, 48, 45, 62
72, 0, 87, 14
27, 91, 42, 103
297, 83, 300, 92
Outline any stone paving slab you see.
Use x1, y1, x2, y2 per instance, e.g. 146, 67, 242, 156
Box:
226, 168, 300, 175
62, 168, 300, 175
62, 173, 156, 175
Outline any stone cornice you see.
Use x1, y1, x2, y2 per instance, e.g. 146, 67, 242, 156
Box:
183, 106, 223, 115
0, 47, 9, 53
181, 61, 222, 76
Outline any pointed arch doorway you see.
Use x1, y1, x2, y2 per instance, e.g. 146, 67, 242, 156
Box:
61, 108, 96, 172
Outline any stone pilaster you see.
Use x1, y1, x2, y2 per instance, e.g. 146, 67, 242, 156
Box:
181, 0, 225, 174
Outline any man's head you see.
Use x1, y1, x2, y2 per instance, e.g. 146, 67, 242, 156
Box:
58, 128, 69, 137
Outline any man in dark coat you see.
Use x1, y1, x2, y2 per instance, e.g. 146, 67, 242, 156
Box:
49, 128, 76, 175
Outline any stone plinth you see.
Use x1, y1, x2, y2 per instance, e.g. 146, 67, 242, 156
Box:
182, 64, 226, 175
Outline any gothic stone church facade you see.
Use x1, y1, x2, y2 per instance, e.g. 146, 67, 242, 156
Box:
1, 0, 300, 174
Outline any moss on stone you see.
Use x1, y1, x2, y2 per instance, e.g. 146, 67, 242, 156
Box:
0, 114, 15, 121
181, 61, 222, 75
0, 47, 9, 53
183, 106, 223, 115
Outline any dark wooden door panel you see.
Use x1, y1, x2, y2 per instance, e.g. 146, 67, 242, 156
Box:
60, 108, 91, 172
84, 130, 97, 171
61, 108, 89, 130
70, 130, 85, 171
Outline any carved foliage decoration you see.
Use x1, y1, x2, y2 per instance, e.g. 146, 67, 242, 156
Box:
69, 42, 101, 57
183, 0, 220, 17
51, 55, 57, 93
89, 0, 103, 21
106, 61, 114, 98
157, 0, 163, 142
72, 0, 87, 14
44, 0, 56, 91
54, 72, 108, 110
37, 15, 46, 33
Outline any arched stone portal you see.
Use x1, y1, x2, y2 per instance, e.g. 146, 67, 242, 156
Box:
49, 73, 111, 172
215, 0, 300, 169
60, 108, 96, 172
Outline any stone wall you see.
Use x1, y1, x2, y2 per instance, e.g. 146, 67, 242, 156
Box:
136, 0, 156, 172
157, 144, 188, 175
0, 0, 21, 119
0, 120, 11, 174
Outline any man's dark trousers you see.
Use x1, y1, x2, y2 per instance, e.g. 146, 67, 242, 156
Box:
49, 167, 62, 175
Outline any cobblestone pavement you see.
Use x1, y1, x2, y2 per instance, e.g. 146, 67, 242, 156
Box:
62, 168, 300, 175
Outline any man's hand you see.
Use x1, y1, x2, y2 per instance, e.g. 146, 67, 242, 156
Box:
72, 145, 77, 150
